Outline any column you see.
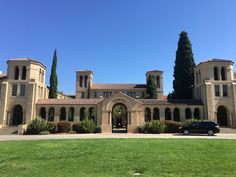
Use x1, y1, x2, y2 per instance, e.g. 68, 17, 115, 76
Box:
128, 111, 131, 125
218, 69, 222, 80
150, 110, 153, 121
191, 109, 194, 119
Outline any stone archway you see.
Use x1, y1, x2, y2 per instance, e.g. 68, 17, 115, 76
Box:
217, 106, 228, 126
112, 103, 128, 133
12, 105, 23, 125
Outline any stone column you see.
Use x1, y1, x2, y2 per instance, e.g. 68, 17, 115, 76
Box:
151, 110, 153, 121
128, 111, 131, 125
180, 108, 185, 121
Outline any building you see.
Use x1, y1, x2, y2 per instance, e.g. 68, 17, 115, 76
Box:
0, 58, 235, 133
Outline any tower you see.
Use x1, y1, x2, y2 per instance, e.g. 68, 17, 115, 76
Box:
76, 70, 93, 99
0, 58, 47, 127
146, 70, 163, 99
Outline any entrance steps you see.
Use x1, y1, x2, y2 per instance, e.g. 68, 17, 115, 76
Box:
0, 126, 18, 135
220, 127, 236, 134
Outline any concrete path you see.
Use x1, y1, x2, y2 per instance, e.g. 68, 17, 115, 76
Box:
0, 133, 236, 141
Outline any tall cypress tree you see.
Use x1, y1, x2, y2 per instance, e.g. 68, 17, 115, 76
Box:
173, 31, 195, 99
146, 75, 157, 99
49, 49, 58, 98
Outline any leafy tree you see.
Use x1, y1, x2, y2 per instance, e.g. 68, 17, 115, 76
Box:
146, 75, 157, 99
49, 49, 58, 98
173, 31, 195, 99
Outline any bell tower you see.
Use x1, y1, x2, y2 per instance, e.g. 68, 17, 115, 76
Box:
146, 70, 163, 99
76, 70, 93, 98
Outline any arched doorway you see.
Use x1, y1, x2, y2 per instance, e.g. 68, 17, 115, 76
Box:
112, 103, 128, 133
217, 106, 228, 126
12, 105, 23, 125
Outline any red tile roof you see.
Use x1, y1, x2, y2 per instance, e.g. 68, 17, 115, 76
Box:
37, 99, 103, 105
139, 99, 203, 105
91, 84, 146, 90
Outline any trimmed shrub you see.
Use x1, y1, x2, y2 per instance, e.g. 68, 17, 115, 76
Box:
95, 125, 101, 133
57, 121, 71, 133
26, 118, 49, 135
182, 119, 200, 126
72, 122, 83, 133
73, 118, 97, 133
162, 120, 182, 133
68, 130, 76, 134
39, 131, 50, 135
48, 121, 57, 133
140, 120, 166, 134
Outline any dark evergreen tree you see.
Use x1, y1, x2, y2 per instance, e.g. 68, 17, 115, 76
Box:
49, 49, 58, 98
146, 75, 157, 99
173, 31, 195, 99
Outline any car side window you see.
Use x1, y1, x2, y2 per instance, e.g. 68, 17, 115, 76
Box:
191, 122, 199, 127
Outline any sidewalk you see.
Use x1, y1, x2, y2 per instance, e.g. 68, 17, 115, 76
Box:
0, 133, 236, 141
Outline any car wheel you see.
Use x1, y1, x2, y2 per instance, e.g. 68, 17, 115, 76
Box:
183, 130, 189, 135
208, 130, 214, 136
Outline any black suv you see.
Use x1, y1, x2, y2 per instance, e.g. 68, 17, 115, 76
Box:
179, 121, 220, 136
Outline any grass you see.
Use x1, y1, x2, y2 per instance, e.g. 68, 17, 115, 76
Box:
0, 139, 236, 177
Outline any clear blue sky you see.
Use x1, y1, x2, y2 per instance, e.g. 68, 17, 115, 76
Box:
0, 0, 236, 95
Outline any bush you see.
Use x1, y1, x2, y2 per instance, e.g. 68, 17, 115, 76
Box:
57, 121, 71, 133
162, 120, 182, 133
73, 118, 97, 133
140, 120, 166, 134
182, 119, 200, 126
68, 130, 76, 134
39, 131, 50, 135
48, 121, 57, 133
26, 118, 49, 135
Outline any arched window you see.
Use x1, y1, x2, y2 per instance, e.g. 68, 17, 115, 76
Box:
173, 108, 180, 121
221, 67, 227, 80
60, 107, 66, 121
79, 76, 83, 87
156, 76, 160, 88
40, 107, 46, 120
48, 107, 54, 121
144, 108, 151, 122
165, 108, 171, 120
22, 66, 27, 80
153, 108, 160, 120
89, 107, 95, 120
194, 108, 200, 119
80, 107, 86, 121
14, 66, 19, 80
68, 107, 74, 122
214, 67, 219, 80
185, 108, 192, 119
84, 76, 88, 87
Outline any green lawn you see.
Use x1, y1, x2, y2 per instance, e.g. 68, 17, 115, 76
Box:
0, 139, 236, 177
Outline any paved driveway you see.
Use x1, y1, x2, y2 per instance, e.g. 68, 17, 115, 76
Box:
0, 133, 236, 141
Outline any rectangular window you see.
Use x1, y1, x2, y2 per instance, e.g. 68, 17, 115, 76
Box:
214, 85, 220, 97
223, 85, 228, 97
20, 85, 26, 96
94, 91, 97, 98
12, 84, 17, 96
81, 92, 84, 98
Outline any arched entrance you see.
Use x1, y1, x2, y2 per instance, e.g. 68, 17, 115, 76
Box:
12, 105, 23, 125
217, 106, 228, 126
112, 103, 128, 133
